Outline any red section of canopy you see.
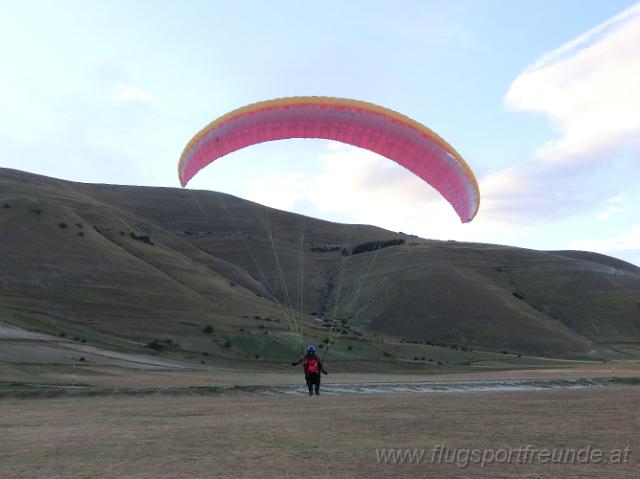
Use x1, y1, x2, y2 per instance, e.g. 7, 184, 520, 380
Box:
180, 101, 479, 222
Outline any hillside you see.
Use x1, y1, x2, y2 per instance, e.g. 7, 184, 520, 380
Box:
1, 167, 639, 361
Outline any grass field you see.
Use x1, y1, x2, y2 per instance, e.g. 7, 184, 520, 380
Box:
2, 385, 638, 478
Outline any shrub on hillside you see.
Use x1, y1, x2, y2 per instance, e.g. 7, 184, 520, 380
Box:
352, 238, 405, 255
145, 340, 164, 351
310, 244, 343, 253
130, 232, 154, 245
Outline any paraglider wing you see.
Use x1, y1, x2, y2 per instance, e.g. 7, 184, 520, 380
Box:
178, 97, 480, 222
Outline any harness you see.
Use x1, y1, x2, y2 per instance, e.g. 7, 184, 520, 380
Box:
304, 357, 320, 374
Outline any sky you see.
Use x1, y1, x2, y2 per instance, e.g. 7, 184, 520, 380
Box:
1, 0, 639, 266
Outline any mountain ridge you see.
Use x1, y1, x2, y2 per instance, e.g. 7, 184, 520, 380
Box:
1, 167, 639, 359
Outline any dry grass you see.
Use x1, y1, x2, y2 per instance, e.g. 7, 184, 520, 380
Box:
1, 386, 638, 478
3, 360, 638, 391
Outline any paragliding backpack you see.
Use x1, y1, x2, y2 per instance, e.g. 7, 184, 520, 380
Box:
304, 357, 320, 374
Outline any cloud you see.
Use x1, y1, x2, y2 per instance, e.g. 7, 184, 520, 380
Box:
240, 143, 534, 244
0, 80, 62, 141
0, 57, 170, 186
597, 194, 624, 221
240, 143, 455, 235
246, 172, 310, 211
475, 3, 640, 228
568, 224, 640, 259
305, 144, 438, 219
112, 84, 153, 103
505, 2, 640, 165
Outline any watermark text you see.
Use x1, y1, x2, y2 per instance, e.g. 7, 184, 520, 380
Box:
375, 445, 632, 468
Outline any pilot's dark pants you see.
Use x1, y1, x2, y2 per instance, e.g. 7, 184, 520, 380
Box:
305, 372, 321, 395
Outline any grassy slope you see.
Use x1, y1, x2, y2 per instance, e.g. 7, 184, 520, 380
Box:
1, 167, 639, 361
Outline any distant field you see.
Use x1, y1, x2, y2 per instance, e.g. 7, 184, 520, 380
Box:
4, 311, 636, 396
1, 386, 638, 478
